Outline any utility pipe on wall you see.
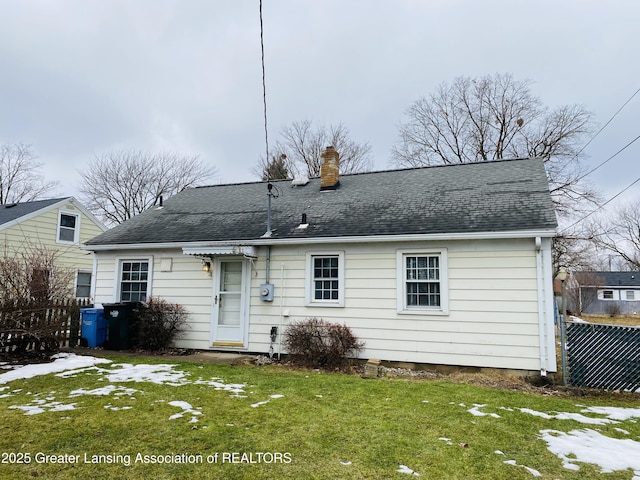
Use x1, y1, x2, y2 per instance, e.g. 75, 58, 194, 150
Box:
279, 263, 286, 360
535, 236, 548, 376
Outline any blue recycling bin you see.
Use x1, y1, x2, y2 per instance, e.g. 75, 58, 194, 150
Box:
80, 308, 106, 348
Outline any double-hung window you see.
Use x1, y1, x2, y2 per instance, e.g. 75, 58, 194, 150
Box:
306, 252, 345, 307
119, 260, 150, 302
600, 290, 614, 300
75, 271, 92, 298
397, 249, 448, 315
57, 211, 79, 244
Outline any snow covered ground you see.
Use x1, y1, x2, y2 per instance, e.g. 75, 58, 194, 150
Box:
2, 353, 640, 478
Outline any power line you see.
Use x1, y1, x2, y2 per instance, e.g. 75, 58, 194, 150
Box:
576, 133, 640, 183
574, 87, 640, 161
558, 87, 640, 232
560, 174, 640, 233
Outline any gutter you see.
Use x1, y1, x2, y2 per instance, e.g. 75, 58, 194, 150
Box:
82, 228, 557, 252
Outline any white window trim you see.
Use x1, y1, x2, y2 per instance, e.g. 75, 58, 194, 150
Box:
75, 269, 93, 299
305, 251, 345, 307
598, 289, 616, 301
114, 256, 153, 303
396, 248, 449, 315
56, 210, 81, 245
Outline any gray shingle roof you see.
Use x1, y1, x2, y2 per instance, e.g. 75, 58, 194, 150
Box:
85, 158, 557, 246
0, 198, 70, 226
582, 272, 640, 287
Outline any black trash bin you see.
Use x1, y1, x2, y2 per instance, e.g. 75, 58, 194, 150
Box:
102, 303, 140, 350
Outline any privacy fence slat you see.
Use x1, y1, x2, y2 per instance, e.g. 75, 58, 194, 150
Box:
567, 322, 640, 391
0, 299, 88, 354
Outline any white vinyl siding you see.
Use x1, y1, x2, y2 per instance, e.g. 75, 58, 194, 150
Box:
248, 239, 548, 372
92, 237, 553, 373
94, 250, 217, 350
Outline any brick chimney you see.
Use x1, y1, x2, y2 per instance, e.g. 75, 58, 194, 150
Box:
320, 146, 340, 190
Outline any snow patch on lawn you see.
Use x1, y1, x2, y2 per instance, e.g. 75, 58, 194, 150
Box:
397, 464, 420, 476
520, 406, 640, 425
9, 397, 78, 415
570, 316, 589, 323
100, 363, 191, 385
468, 404, 500, 418
582, 406, 640, 421
69, 385, 139, 397
193, 377, 246, 395
0, 353, 111, 384
1, 354, 246, 417
540, 428, 640, 477
495, 450, 541, 476
251, 394, 284, 408
168, 400, 202, 423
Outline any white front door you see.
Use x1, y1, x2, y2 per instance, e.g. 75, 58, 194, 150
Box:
211, 258, 249, 347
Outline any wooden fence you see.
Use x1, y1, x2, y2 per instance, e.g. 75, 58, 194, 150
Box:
0, 299, 89, 354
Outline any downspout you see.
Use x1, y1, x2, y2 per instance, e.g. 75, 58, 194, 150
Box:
91, 254, 98, 304
535, 236, 548, 376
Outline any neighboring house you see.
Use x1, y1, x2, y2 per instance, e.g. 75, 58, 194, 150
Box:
0, 197, 107, 298
84, 151, 558, 375
574, 271, 640, 315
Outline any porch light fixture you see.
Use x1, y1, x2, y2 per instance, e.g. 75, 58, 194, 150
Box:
201, 259, 212, 274
556, 268, 568, 282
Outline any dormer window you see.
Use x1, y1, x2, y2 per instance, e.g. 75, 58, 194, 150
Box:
57, 211, 79, 244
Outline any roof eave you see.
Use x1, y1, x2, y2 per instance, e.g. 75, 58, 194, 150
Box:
82, 228, 557, 252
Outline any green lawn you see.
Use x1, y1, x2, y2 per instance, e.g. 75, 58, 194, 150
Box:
582, 314, 640, 327
1, 354, 639, 479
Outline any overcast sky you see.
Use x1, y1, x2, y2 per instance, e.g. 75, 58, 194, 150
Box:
1, 0, 638, 213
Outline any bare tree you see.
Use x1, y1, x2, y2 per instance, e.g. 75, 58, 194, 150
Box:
553, 230, 600, 276
260, 120, 373, 179
78, 150, 217, 225
0, 143, 58, 204
0, 241, 76, 353
392, 73, 598, 215
0, 241, 74, 302
586, 198, 640, 269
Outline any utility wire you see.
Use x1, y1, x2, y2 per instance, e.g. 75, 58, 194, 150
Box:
576, 133, 640, 183
560, 174, 640, 233
558, 87, 640, 233
573, 86, 640, 163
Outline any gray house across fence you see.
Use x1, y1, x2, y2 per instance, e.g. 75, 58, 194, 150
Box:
576, 271, 640, 315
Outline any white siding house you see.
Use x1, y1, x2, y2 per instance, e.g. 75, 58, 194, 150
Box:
85, 153, 557, 375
